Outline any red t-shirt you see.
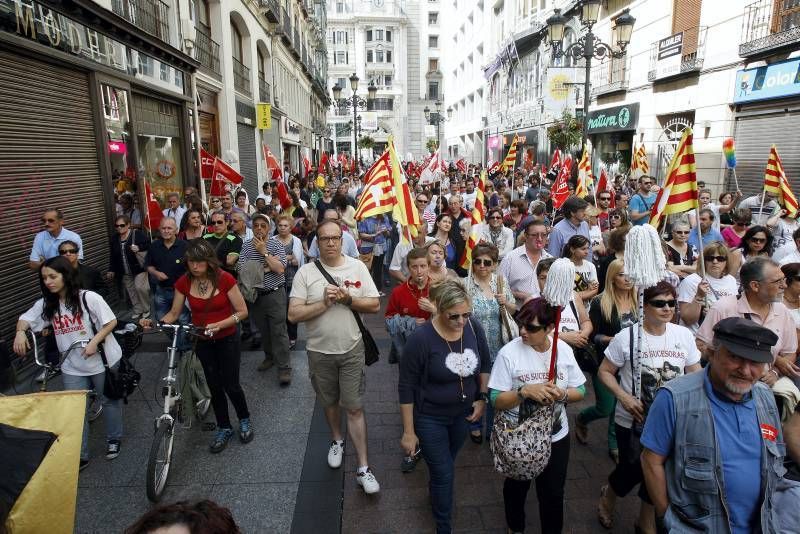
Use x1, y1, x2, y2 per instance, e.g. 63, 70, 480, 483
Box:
385, 280, 431, 320
174, 271, 237, 338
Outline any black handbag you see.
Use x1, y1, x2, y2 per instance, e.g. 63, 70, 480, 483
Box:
567, 301, 602, 374
313, 260, 380, 366
81, 292, 140, 403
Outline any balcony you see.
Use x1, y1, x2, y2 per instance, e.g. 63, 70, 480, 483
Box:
111, 0, 170, 43
194, 25, 220, 76
591, 55, 629, 97
232, 57, 251, 96
740, 0, 800, 57
279, 7, 292, 45
258, 0, 280, 23
292, 29, 301, 58
648, 26, 707, 82
258, 76, 271, 103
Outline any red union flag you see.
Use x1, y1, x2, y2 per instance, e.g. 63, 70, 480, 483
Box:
144, 181, 163, 230
211, 157, 243, 185
263, 144, 291, 208
200, 148, 215, 180
551, 156, 572, 209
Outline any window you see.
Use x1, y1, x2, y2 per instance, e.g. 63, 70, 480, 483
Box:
429, 58, 439, 71
386, 30, 392, 42
376, 49, 384, 62
231, 23, 243, 61
429, 35, 439, 48
160, 62, 170, 82
372, 97, 394, 110
386, 50, 392, 62
335, 51, 348, 64
428, 81, 439, 99
375, 29, 384, 41
429, 12, 438, 25
366, 29, 372, 41
337, 77, 347, 89
336, 1, 345, 14
384, 74, 392, 87
367, 50, 373, 62
334, 30, 348, 44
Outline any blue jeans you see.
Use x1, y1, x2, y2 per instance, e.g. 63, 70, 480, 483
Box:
61, 369, 123, 461
153, 285, 191, 351
415, 408, 471, 534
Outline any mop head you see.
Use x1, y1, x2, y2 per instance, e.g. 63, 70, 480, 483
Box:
722, 138, 736, 168
542, 258, 575, 308
624, 225, 665, 288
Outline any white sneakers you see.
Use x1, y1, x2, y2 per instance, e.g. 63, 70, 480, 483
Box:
327, 440, 344, 469
356, 468, 380, 494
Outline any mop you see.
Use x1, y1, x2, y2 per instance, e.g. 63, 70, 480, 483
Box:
542, 258, 577, 382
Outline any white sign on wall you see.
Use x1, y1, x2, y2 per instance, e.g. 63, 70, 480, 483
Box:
654, 32, 683, 80
361, 112, 378, 131
424, 125, 436, 139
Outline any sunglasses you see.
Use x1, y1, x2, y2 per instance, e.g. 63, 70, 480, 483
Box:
473, 258, 494, 267
211, 198, 221, 203
599, 196, 611, 201
488, 215, 502, 220
446, 312, 472, 321
523, 322, 548, 332
648, 299, 677, 309
59, 249, 78, 255
704, 255, 727, 263
212, 220, 226, 225
114, 224, 127, 228
749, 237, 767, 244
610, 214, 622, 219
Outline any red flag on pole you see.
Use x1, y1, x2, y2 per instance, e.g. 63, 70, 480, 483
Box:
211, 157, 243, 185
263, 144, 291, 209
200, 148, 215, 180
144, 181, 163, 230
319, 151, 329, 173
597, 167, 615, 208
456, 158, 466, 173
303, 155, 312, 177
549, 149, 562, 174
551, 157, 572, 209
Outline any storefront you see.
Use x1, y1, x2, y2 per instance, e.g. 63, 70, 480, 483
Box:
281, 116, 301, 174
731, 58, 800, 196
235, 100, 259, 198
586, 103, 639, 175
0, 0, 196, 340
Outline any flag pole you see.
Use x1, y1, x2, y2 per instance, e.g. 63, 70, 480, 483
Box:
758, 187, 767, 225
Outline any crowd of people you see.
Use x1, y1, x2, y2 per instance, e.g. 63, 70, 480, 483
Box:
11, 162, 800, 534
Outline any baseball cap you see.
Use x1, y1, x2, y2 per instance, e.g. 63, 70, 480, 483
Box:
712, 317, 778, 363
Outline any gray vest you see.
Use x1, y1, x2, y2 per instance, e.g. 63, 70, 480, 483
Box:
662, 370, 785, 533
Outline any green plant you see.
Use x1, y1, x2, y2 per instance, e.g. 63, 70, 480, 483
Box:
426, 138, 439, 153
358, 136, 374, 149
547, 111, 582, 151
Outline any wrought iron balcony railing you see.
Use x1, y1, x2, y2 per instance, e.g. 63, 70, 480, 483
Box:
648, 26, 707, 82
591, 55, 629, 97
194, 25, 220, 75
232, 57, 251, 96
258, 0, 280, 23
280, 7, 292, 45
111, 0, 170, 43
258, 76, 271, 103
740, 0, 800, 57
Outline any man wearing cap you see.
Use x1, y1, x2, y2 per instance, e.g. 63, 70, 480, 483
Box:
640, 317, 786, 534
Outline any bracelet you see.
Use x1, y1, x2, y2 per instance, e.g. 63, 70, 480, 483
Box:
344, 295, 353, 307
231, 313, 240, 324
559, 389, 569, 404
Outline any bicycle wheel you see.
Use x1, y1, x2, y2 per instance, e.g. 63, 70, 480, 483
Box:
146, 419, 175, 502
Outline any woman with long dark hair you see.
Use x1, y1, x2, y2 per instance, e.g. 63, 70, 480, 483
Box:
14, 256, 124, 469
143, 240, 251, 454
429, 213, 465, 272
729, 224, 774, 277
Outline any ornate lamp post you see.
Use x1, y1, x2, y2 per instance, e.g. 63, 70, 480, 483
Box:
546, 1, 635, 147
424, 99, 453, 150
332, 73, 376, 174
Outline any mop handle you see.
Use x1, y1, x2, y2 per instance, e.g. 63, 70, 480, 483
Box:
548, 306, 563, 383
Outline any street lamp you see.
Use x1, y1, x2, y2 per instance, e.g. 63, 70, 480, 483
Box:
546, 3, 635, 148
331, 73, 376, 173
424, 99, 452, 150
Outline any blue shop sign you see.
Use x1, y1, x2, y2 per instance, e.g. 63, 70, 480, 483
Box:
734, 58, 800, 104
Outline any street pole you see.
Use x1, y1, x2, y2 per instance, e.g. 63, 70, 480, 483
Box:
581, 29, 593, 150
353, 102, 358, 173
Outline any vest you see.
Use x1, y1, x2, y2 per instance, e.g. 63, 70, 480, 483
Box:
662, 370, 785, 533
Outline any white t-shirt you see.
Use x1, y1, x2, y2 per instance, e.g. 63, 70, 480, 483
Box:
677, 273, 739, 333
573, 259, 597, 301
559, 296, 581, 333
489, 337, 586, 442
773, 218, 800, 251
20, 291, 122, 376
605, 323, 700, 429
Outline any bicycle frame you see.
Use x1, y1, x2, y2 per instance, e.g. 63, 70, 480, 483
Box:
154, 323, 201, 427
29, 331, 89, 392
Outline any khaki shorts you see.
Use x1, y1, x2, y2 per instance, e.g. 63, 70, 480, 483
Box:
307, 339, 366, 410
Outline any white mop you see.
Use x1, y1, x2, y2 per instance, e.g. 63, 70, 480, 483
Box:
542, 258, 576, 381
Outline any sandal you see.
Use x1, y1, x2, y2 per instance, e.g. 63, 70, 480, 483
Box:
597, 484, 615, 529
470, 430, 483, 444
574, 414, 589, 444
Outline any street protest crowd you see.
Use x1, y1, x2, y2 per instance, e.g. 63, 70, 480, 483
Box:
8, 135, 800, 534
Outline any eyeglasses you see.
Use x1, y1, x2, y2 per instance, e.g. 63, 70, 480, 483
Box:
59, 249, 78, 255
647, 299, 677, 309
472, 258, 494, 267
749, 237, 767, 244
114, 224, 127, 228
212, 220, 226, 225
211, 198, 221, 202
599, 197, 611, 201
735, 221, 750, 227
318, 235, 342, 244
764, 276, 787, 285
522, 322, 548, 332
488, 215, 502, 220
446, 312, 472, 321
704, 255, 727, 263
42, 218, 57, 223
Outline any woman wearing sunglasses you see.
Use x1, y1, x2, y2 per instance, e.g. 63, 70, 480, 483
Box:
477, 207, 514, 260
59, 240, 105, 292
488, 297, 586, 534
677, 243, 738, 333
398, 280, 491, 534
721, 207, 752, 249
665, 221, 698, 280
729, 224, 774, 278
106, 215, 150, 319
596, 281, 702, 531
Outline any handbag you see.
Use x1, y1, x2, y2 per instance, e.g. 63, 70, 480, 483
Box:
496, 275, 519, 345
490, 401, 554, 480
313, 260, 380, 366
569, 301, 602, 373
81, 292, 140, 403
131, 229, 147, 268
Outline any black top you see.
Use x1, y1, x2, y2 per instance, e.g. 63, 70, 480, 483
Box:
398, 319, 491, 417
203, 233, 242, 276
145, 238, 189, 287
76, 263, 106, 294
108, 230, 150, 276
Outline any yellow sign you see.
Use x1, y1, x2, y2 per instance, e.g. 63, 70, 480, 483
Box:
256, 103, 271, 130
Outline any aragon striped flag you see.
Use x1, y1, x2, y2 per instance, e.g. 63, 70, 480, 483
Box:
459, 170, 488, 270
637, 143, 650, 175
501, 134, 519, 171
388, 136, 421, 244
649, 128, 698, 227
354, 150, 395, 220
576, 144, 592, 198
764, 145, 799, 218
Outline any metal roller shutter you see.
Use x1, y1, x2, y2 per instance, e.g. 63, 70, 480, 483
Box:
731, 105, 800, 197
0, 50, 109, 347
236, 123, 258, 200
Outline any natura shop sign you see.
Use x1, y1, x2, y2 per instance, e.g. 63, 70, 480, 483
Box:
734, 57, 800, 104
586, 103, 639, 134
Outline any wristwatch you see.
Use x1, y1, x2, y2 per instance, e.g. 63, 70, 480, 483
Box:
477, 391, 489, 403
516, 386, 525, 401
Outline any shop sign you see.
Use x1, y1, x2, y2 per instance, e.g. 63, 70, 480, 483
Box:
281, 117, 301, 143
734, 57, 800, 104
653, 32, 683, 80
256, 103, 271, 130
487, 135, 501, 149
503, 130, 538, 146
107, 141, 127, 154
586, 103, 639, 134
360, 112, 378, 131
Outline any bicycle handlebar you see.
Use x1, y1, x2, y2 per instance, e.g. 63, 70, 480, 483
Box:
28, 331, 90, 369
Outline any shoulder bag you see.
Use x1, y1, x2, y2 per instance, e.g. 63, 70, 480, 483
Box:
490, 396, 554, 481
570, 300, 601, 374
313, 260, 380, 366
496, 275, 519, 345
81, 292, 140, 403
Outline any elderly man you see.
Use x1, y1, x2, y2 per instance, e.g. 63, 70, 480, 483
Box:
547, 195, 589, 257
288, 219, 381, 494
162, 192, 186, 223
641, 317, 785, 534
29, 208, 83, 270
447, 194, 469, 226
145, 217, 189, 328
499, 219, 552, 307
698, 257, 798, 382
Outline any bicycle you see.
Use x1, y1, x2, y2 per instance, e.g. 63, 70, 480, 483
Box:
144, 322, 209, 503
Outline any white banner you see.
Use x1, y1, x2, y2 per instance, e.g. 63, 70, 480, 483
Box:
361, 112, 378, 131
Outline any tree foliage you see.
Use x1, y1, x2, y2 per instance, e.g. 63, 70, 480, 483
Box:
547, 111, 582, 151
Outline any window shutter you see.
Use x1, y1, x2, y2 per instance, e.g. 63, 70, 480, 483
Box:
671, 0, 702, 55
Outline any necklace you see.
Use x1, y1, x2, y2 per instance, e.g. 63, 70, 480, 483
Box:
442, 326, 467, 402
197, 279, 210, 296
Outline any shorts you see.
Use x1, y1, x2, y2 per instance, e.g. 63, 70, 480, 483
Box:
307, 339, 366, 410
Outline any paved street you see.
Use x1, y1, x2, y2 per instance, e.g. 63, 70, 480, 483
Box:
44, 297, 641, 534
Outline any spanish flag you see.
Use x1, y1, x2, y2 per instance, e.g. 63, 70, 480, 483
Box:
764, 145, 799, 218
354, 150, 395, 220
649, 128, 698, 227
459, 171, 487, 269
1, 391, 86, 534
501, 134, 519, 171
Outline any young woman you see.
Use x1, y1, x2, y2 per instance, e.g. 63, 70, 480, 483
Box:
575, 259, 638, 463
143, 240, 251, 454
718, 192, 735, 228
59, 240, 105, 292
503, 199, 527, 235
399, 281, 491, 534
463, 243, 516, 442
275, 214, 304, 347
429, 214, 459, 270
596, 281, 702, 531
729, 224, 774, 277
178, 208, 206, 241
665, 221, 698, 280
562, 235, 598, 304
677, 243, 738, 333
14, 257, 124, 469
721, 207, 751, 249
477, 207, 514, 261
489, 297, 586, 534
426, 240, 457, 285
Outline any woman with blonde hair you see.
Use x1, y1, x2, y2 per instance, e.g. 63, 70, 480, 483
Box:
677, 242, 738, 334
574, 259, 638, 463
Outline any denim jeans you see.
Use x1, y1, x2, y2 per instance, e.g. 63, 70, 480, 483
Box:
61, 369, 123, 461
153, 285, 192, 351
415, 408, 471, 534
